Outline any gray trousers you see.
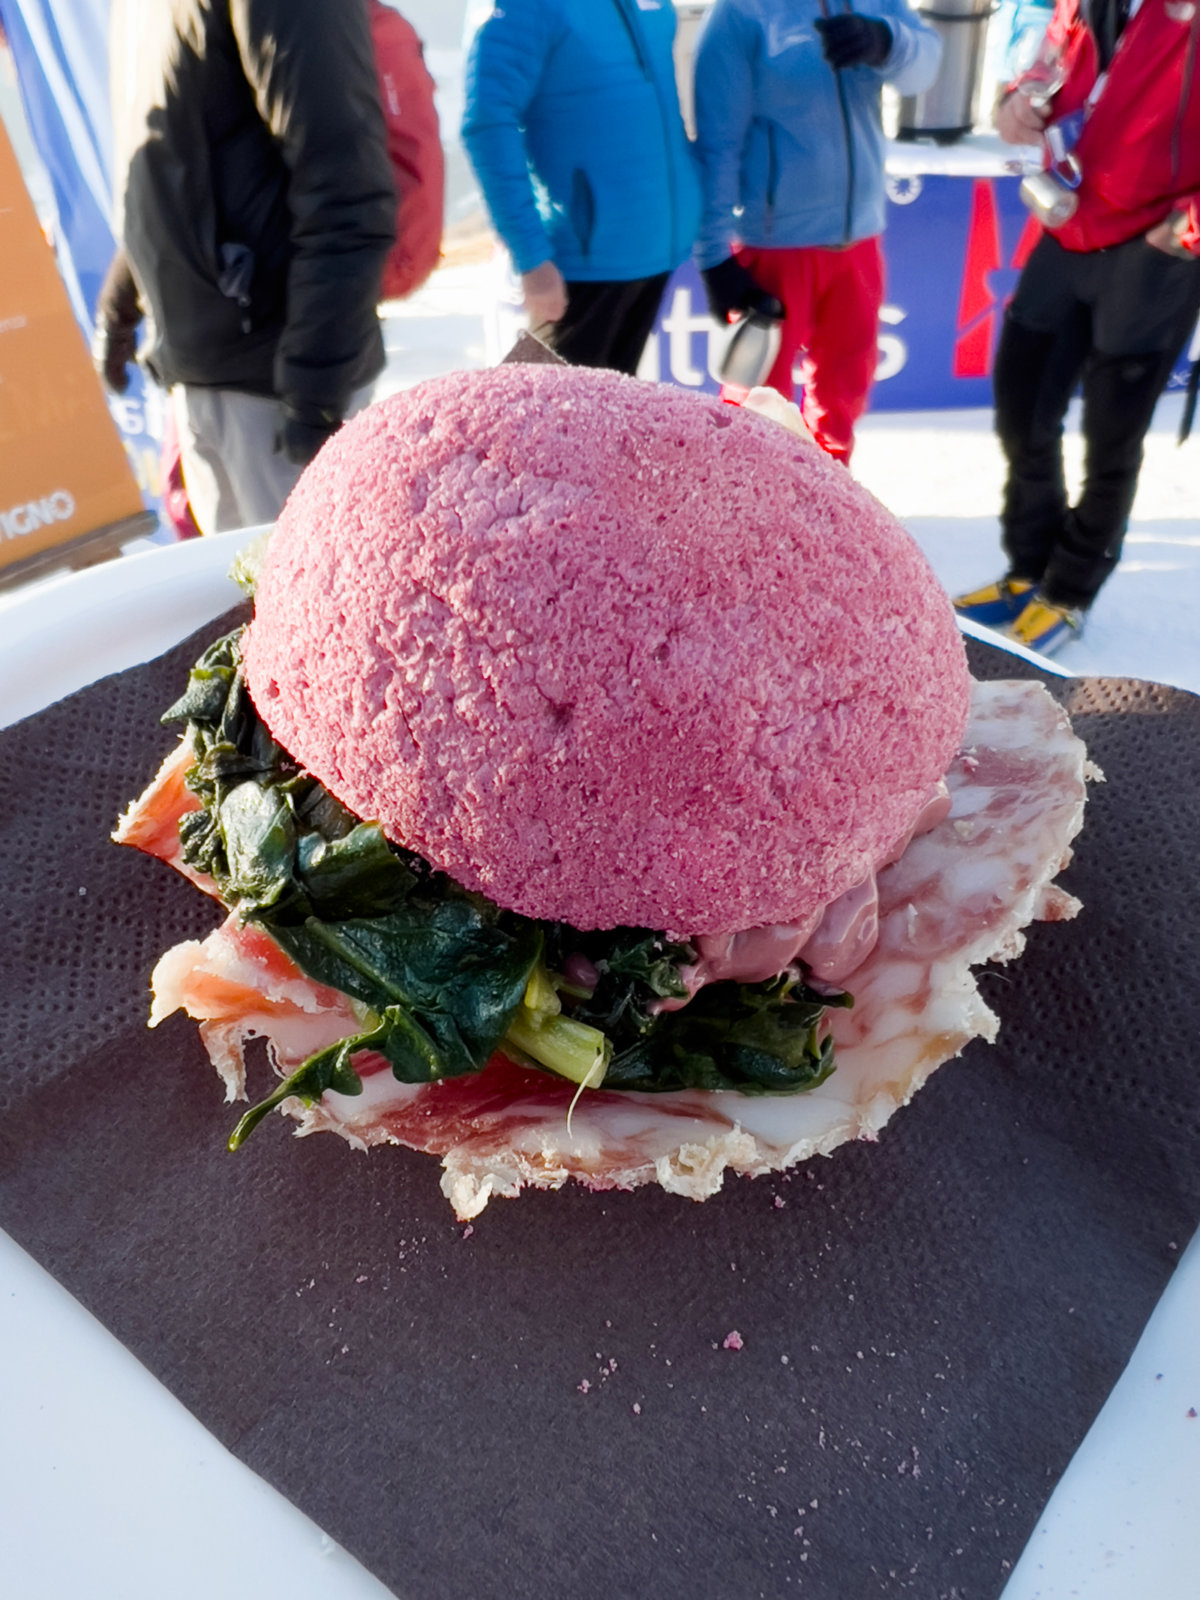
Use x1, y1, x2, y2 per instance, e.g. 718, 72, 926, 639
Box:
172, 385, 372, 535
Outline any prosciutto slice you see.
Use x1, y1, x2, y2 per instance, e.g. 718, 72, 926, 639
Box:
113, 740, 210, 891
148, 916, 366, 1102
129, 678, 1093, 1220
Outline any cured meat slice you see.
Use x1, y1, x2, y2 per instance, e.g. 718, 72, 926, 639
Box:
113, 741, 213, 894
149, 915, 365, 1101
137, 677, 1092, 1220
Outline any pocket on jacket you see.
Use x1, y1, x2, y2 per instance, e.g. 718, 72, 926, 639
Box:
1099, 233, 1200, 354
741, 120, 781, 228
569, 169, 596, 258
765, 123, 780, 232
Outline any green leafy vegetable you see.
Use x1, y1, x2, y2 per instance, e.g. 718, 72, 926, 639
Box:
546, 927, 693, 1045
162, 626, 850, 1145
161, 630, 242, 727
165, 630, 418, 922
504, 1009, 612, 1087
228, 528, 272, 596
602, 974, 850, 1095
269, 905, 542, 1079
228, 1035, 366, 1150
164, 630, 541, 1134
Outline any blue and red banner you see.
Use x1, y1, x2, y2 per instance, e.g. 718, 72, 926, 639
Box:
641, 173, 1198, 408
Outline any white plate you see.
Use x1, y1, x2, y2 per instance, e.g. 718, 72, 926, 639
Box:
0, 541, 1195, 1599
0, 529, 252, 730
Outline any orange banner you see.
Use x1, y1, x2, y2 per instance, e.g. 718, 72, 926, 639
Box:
0, 114, 148, 580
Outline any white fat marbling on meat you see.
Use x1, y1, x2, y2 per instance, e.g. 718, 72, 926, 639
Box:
151, 679, 1087, 1217
271, 678, 1090, 1217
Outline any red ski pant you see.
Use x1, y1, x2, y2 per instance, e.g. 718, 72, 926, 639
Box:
734, 237, 884, 463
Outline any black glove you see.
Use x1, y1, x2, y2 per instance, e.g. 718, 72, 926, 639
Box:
92, 248, 143, 394
701, 256, 785, 324
277, 400, 342, 467
814, 14, 893, 70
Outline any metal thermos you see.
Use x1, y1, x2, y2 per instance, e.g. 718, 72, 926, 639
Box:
1018, 101, 1080, 228
717, 310, 783, 389
897, 0, 996, 143
1019, 166, 1079, 228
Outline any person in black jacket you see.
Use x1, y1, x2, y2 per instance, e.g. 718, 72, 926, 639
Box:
95, 0, 396, 535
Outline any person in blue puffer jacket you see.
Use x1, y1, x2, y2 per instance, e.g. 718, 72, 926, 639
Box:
462, 0, 700, 374
694, 0, 941, 461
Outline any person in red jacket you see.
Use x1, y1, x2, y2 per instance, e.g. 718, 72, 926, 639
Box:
369, 0, 444, 302
953, 0, 1200, 655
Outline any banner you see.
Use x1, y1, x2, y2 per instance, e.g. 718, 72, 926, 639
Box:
0, 111, 150, 582
0, 0, 165, 512
638, 174, 1200, 409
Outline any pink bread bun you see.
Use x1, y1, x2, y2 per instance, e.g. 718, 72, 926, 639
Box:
243, 364, 969, 936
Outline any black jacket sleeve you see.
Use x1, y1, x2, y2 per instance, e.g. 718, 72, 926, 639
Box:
93, 246, 144, 393
232, 0, 397, 418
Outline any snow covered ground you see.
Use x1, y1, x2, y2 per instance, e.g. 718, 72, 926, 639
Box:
854, 393, 1200, 692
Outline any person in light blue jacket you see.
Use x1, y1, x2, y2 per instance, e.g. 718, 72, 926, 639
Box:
462, 0, 700, 374
694, 0, 941, 460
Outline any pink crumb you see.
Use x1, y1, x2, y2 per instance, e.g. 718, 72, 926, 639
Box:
723, 1331, 745, 1351
246, 364, 968, 936
578, 1379, 592, 1394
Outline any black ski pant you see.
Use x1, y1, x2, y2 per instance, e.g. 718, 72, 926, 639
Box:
544, 273, 670, 377
994, 232, 1200, 609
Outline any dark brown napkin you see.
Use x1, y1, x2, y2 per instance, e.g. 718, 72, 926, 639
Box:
1, 617, 1197, 1600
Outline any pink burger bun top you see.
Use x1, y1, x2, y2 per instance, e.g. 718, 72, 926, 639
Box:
243, 364, 970, 936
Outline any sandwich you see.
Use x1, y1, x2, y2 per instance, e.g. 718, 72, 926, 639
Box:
116, 362, 1092, 1219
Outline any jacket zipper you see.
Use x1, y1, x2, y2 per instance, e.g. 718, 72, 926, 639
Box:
766, 121, 779, 234
1171, 10, 1199, 183
837, 71, 856, 242
817, 0, 858, 243
610, 0, 680, 261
